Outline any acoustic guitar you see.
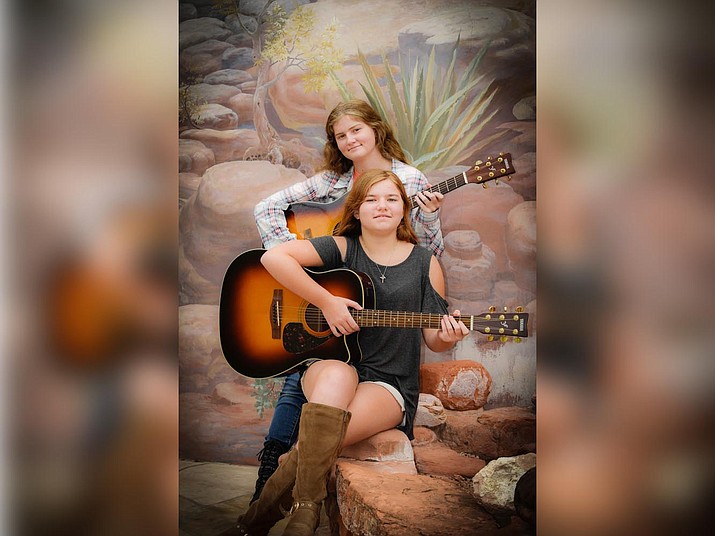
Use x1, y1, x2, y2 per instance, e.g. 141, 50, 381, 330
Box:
219, 249, 529, 378
285, 153, 516, 239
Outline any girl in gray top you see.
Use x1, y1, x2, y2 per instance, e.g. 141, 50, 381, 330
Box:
230, 170, 468, 536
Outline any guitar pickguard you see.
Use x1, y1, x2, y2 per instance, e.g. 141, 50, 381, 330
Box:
282, 322, 332, 354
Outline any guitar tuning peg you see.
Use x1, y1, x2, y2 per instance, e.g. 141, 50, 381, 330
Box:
498, 152, 504, 156
495, 179, 499, 185
487, 335, 494, 342
489, 306, 496, 313
503, 306, 508, 312
500, 335, 508, 343
475, 160, 483, 165
514, 337, 522, 343
482, 183, 488, 189
515, 306, 524, 313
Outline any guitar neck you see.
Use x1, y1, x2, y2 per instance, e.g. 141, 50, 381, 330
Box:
408, 153, 514, 210
409, 173, 470, 210
351, 308, 528, 337
353, 309, 470, 329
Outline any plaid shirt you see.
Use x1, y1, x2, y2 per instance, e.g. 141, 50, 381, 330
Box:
254, 159, 444, 257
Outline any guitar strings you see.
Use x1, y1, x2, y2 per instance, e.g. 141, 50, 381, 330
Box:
410, 174, 466, 208
270, 307, 525, 336
272, 304, 517, 328
278, 305, 504, 323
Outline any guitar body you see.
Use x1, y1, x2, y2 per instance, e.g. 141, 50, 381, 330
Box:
285, 197, 346, 240
219, 249, 375, 378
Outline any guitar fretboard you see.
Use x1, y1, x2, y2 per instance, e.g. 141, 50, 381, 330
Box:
353, 309, 476, 330
409, 173, 469, 210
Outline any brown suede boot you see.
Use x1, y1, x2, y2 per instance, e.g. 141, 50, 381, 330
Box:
282, 403, 351, 536
218, 448, 298, 536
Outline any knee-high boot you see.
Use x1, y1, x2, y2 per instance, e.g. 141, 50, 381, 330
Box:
282, 402, 351, 536
219, 448, 299, 536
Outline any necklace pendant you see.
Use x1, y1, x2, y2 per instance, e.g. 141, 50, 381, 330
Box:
379, 274, 386, 283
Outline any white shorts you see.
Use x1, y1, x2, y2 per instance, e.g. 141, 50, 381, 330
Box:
362, 380, 406, 426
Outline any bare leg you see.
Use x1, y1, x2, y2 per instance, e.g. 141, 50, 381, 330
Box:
342, 383, 402, 447
301, 360, 358, 409
302, 361, 402, 447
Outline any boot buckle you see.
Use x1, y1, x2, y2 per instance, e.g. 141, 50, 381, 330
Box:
288, 500, 319, 516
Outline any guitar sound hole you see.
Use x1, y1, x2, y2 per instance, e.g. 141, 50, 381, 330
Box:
304, 304, 329, 333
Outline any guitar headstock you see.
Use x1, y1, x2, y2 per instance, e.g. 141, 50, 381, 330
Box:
470, 305, 528, 342
465, 153, 516, 187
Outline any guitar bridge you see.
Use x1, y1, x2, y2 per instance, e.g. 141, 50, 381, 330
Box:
270, 289, 282, 339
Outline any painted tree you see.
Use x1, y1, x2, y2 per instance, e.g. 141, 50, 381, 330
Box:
213, 1, 342, 168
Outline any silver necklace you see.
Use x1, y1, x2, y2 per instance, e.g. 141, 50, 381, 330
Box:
374, 262, 388, 283
360, 238, 394, 283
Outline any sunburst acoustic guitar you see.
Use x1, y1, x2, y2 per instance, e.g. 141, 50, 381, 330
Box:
219, 249, 529, 379
285, 153, 516, 240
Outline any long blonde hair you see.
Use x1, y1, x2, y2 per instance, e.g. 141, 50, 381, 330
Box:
322, 100, 409, 174
335, 169, 418, 244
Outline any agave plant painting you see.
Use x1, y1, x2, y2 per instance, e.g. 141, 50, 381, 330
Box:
331, 38, 506, 171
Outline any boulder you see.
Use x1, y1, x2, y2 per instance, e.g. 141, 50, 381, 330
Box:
414, 393, 447, 428
340, 429, 414, 463
472, 453, 537, 516
180, 40, 235, 76
187, 83, 241, 108
440, 407, 536, 461
419, 360, 492, 410
506, 201, 536, 293
333, 462, 528, 536
178, 160, 307, 304
180, 172, 201, 208
179, 18, 232, 50
191, 103, 239, 130
179, 139, 215, 175
413, 441, 486, 478
180, 128, 260, 164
